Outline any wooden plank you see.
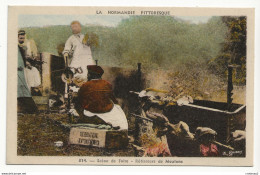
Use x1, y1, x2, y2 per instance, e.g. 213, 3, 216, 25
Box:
41, 52, 51, 96
106, 130, 128, 149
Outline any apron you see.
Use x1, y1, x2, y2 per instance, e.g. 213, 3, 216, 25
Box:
69, 35, 95, 80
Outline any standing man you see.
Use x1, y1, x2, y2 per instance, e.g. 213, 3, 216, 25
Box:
18, 30, 38, 59
63, 21, 95, 81
18, 30, 38, 113
18, 30, 42, 96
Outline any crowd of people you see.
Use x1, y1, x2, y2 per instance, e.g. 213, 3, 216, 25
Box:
17, 20, 128, 130
17, 20, 246, 157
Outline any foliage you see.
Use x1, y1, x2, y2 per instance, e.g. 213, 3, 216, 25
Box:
22, 16, 247, 103
22, 16, 227, 69
209, 16, 247, 85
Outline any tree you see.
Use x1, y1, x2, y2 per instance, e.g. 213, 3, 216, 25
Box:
209, 16, 247, 85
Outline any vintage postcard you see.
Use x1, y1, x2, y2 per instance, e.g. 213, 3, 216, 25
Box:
7, 6, 254, 166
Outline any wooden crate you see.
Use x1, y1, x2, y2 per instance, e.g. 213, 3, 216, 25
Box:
69, 127, 128, 149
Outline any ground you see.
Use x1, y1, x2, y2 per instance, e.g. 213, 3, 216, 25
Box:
17, 113, 135, 156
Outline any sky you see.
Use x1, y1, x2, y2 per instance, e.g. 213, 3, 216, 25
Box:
18, 15, 212, 28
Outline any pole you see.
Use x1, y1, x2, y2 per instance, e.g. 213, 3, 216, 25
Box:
65, 55, 72, 122
227, 65, 233, 111
137, 63, 142, 91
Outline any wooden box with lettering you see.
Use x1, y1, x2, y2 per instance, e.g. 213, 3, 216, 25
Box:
69, 127, 128, 149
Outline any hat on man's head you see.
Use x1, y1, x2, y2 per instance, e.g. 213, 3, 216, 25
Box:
18, 30, 26, 35
87, 65, 104, 76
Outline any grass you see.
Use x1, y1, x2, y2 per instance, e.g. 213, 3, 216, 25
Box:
17, 113, 135, 156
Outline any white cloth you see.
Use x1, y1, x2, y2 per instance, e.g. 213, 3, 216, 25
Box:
20, 38, 38, 58
177, 96, 193, 106
69, 86, 80, 93
83, 104, 128, 130
26, 39, 38, 57
24, 66, 41, 89
63, 33, 95, 80
69, 108, 80, 117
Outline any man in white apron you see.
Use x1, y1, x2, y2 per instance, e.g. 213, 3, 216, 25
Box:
63, 21, 95, 81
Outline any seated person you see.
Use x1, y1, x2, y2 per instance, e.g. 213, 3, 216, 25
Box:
76, 65, 128, 130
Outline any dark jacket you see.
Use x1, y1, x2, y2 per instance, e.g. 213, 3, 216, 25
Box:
78, 79, 118, 113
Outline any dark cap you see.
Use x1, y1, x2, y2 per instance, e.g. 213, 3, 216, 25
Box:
18, 30, 26, 35
87, 65, 104, 76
